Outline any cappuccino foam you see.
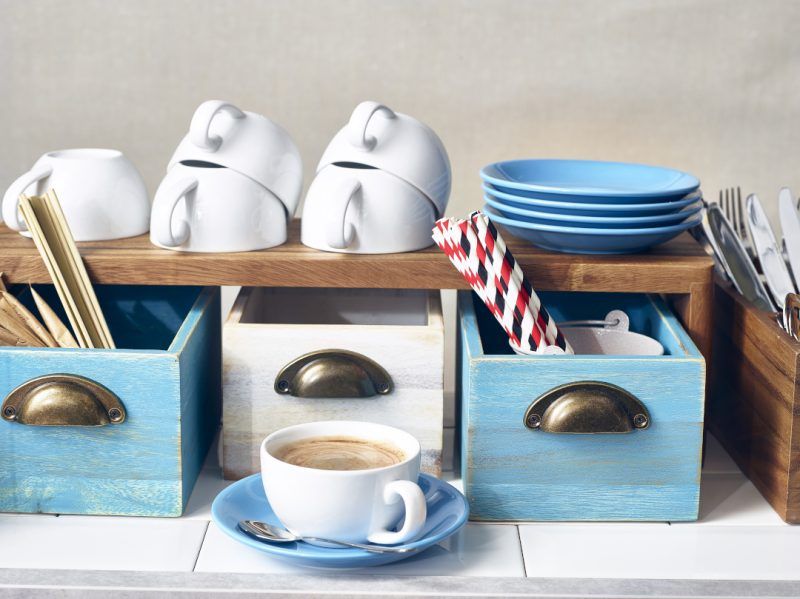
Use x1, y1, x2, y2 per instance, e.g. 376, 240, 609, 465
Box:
273, 436, 406, 471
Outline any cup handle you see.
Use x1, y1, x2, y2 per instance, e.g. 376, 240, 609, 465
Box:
189, 100, 246, 151
2, 164, 53, 231
326, 178, 360, 249
367, 480, 427, 545
347, 101, 396, 150
151, 176, 197, 247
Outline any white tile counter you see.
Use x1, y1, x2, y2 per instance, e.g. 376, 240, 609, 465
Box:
1, 432, 800, 598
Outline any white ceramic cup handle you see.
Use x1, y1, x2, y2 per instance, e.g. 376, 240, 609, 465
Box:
151, 177, 198, 247
326, 178, 361, 249
367, 479, 427, 545
189, 100, 246, 151
347, 101, 396, 150
2, 164, 53, 231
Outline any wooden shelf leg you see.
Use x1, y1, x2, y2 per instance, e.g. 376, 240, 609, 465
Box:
670, 281, 713, 369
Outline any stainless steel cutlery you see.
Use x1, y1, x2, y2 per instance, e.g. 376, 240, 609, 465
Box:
720, 187, 756, 261
699, 187, 800, 341
746, 193, 797, 310
779, 188, 800, 291
699, 203, 774, 312
238, 520, 417, 554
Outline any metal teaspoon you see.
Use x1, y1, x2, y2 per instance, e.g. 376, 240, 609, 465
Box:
238, 520, 417, 554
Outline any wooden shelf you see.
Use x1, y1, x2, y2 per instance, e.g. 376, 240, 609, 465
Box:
0, 221, 713, 292
0, 218, 715, 366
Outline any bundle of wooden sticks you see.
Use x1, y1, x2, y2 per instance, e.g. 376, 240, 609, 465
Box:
1, 190, 115, 349
0, 275, 77, 348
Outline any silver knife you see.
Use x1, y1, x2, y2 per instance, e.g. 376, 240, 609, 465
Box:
701, 203, 774, 312
747, 193, 797, 309
779, 188, 800, 291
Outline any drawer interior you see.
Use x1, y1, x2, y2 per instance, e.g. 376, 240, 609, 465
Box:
11, 285, 203, 351
234, 288, 430, 326
472, 291, 693, 357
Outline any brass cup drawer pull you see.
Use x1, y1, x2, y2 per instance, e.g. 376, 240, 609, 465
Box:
2, 374, 126, 426
274, 349, 394, 398
524, 381, 650, 434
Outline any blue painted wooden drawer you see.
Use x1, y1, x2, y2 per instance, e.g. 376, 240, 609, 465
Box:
0, 285, 221, 517
458, 291, 705, 522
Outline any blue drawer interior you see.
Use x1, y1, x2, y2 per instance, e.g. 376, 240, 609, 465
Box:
472, 291, 693, 357
11, 285, 203, 351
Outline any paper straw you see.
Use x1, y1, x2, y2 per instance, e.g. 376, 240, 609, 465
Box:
460, 216, 534, 352
468, 212, 544, 351
433, 213, 572, 354
433, 218, 523, 347
475, 212, 571, 353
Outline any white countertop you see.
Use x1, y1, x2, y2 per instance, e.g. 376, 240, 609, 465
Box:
1, 431, 800, 597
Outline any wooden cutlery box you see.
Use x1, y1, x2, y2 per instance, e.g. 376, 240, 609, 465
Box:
222, 287, 444, 479
0, 285, 221, 517
458, 291, 706, 521
708, 280, 800, 523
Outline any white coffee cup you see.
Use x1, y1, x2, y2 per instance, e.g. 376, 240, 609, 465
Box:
150, 162, 287, 253
561, 327, 664, 356
510, 311, 665, 356
317, 101, 451, 217
260, 421, 427, 545
2, 149, 149, 241
301, 165, 436, 254
168, 100, 303, 218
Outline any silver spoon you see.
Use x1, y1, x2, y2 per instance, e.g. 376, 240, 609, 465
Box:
238, 520, 417, 554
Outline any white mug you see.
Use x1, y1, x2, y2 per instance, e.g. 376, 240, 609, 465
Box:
2, 149, 149, 241
169, 100, 303, 218
317, 101, 451, 218
150, 163, 287, 253
301, 165, 436, 254
260, 421, 427, 545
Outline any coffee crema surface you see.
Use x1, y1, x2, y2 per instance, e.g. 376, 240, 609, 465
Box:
273, 436, 406, 471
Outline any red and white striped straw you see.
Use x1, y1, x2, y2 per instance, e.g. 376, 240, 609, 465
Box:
475, 213, 570, 352
468, 212, 545, 352
432, 213, 572, 354
433, 218, 524, 347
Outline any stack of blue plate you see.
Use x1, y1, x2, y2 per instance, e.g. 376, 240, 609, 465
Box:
480, 159, 703, 254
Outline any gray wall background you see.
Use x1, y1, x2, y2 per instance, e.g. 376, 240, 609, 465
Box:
2, 0, 799, 226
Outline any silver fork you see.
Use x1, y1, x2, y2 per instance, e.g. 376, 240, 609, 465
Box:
719, 187, 757, 261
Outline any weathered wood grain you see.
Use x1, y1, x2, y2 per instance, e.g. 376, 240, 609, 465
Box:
222, 288, 444, 479
458, 291, 706, 522
0, 221, 713, 292
0, 220, 714, 361
669, 280, 714, 372
0, 286, 220, 516
707, 280, 800, 523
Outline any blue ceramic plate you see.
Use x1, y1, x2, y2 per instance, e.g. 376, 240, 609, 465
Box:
484, 184, 703, 217
211, 473, 469, 569
481, 159, 700, 203
484, 194, 703, 228
483, 205, 703, 254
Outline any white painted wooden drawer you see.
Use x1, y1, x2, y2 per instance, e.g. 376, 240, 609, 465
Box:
222, 288, 444, 479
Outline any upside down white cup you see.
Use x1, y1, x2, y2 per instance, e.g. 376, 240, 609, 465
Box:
317, 101, 451, 218
150, 162, 287, 252
301, 165, 436, 254
260, 421, 428, 545
169, 100, 303, 217
2, 149, 150, 241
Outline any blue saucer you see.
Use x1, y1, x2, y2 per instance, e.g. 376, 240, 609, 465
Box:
211, 473, 469, 569
483, 183, 703, 217
481, 159, 699, 202
484, 194, 703, 228
484, 205, 703, 254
